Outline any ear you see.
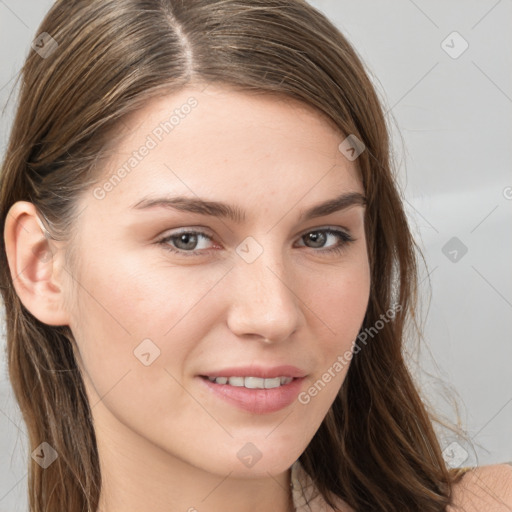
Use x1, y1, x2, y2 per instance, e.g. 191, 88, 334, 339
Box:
3, 201, 71, 326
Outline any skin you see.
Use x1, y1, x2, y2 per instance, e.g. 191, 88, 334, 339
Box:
5, 84, 371, 512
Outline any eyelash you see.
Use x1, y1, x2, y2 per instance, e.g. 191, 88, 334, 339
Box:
156, 227, 355, 257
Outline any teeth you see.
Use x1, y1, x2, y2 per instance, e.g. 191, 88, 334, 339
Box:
206, 376, 294, 388
228, 376, 244, 387
263, 377, 281, 389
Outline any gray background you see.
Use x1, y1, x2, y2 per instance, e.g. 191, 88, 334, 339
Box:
1, 0, 511, 510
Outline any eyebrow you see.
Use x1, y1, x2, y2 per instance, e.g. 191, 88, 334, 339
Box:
130, 191, 366, 223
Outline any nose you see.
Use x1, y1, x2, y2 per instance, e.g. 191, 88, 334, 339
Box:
225, 242, 302, 344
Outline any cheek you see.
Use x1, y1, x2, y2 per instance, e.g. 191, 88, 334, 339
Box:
67, 253, 230, 388
66, 258, 224, 444
296, 255, 370, 404
303, 254, 370, 344
73, 248, 220, 331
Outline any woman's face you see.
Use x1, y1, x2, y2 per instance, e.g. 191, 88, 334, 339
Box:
65, 84, 371, 477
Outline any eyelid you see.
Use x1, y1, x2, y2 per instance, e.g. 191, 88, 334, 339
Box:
296, 224, 351, 238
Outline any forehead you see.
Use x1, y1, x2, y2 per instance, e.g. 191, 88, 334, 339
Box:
84, 85, 363, 217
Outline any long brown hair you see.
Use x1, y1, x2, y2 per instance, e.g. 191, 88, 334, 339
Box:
0, 1, 469, 510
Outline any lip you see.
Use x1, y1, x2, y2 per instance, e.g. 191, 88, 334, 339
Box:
199, 365, 307, 379
197, 365, 308, 414
198, 375, 305, 414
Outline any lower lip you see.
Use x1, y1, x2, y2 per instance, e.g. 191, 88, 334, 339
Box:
198, 376, 305, 414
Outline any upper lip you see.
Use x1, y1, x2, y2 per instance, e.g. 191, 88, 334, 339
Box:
200, 365, 307, 379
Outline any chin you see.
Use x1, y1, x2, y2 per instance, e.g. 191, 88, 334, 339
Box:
188, 441, 302, 478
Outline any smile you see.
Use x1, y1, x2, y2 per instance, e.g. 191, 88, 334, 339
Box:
205, 376, 294, 388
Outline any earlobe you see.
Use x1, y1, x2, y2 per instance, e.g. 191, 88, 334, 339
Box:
3, 201, 71, 326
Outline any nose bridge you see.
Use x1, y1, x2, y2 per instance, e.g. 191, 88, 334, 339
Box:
226, 236, 301, 341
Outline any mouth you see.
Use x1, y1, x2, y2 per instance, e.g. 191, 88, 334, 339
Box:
200, 375, 295, 389
196, 366, 307, 414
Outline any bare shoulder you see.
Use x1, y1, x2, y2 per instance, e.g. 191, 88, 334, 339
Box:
447, 463, 512, 511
